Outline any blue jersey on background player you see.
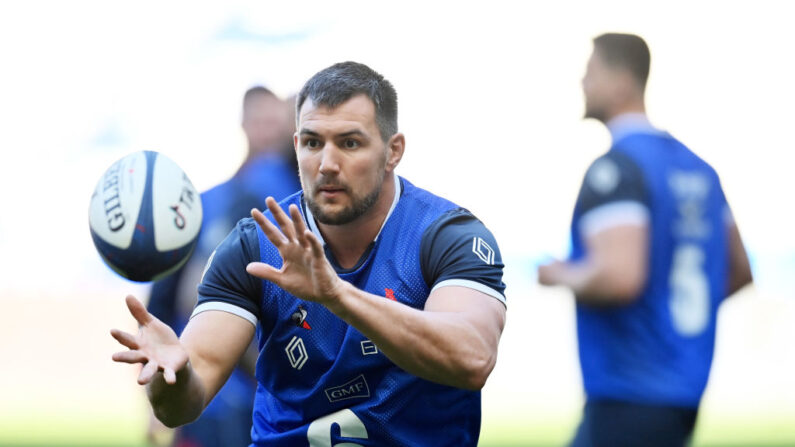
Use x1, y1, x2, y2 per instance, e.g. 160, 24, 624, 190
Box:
112, 62, 508, 447
538, 34, 752, 447
571, 115, 729, 405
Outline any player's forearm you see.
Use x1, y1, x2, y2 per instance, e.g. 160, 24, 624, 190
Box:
146, 363, 206, 428
326, 282, 496, 390
554, 260, 641, 305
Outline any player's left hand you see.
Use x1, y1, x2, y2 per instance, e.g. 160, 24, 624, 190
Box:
246, 197, 344, 305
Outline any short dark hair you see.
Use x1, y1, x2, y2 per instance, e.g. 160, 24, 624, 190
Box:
243, 85, 275, 107
593, 33, 651, 90
296, 61, 398, 142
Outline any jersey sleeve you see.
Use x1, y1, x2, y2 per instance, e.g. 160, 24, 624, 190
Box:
420, 208, 506, 306
192, 218, 262, 326
575, 151, 650, 237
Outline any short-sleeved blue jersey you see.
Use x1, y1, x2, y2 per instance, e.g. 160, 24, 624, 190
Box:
193, 176, 506, 446
570, 114, 730, 407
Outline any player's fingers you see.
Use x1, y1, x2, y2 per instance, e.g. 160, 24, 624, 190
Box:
162, 366, 177, 385
306, 230, 325, 259
112, 350, 148, 364
138, 360, 159, 385
290, 204, 310, 248
126, 295, 153, 326
110, 328, 140, 350
252, 208, 287, 248
246, 262, 281, 282
265, 197, 297, 241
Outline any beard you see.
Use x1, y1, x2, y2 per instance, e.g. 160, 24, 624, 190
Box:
304, 171, 385, 225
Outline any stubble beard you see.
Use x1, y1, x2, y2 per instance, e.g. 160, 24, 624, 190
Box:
304, 170, 385, 226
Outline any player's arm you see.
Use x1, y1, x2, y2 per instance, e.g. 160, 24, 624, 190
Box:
247, 200, 506, 390
111, 297, 252, 427
726, 210, 752, 296
538, 153, 650, 305
111, 222, 260, 427
328, 282, 505, 390
151, 311, 254, 427
538, 222, 648, 304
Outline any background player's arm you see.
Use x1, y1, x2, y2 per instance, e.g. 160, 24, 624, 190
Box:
727, 220, 752, 296
539, 153, 649, 304
112, 297, 254, 427
146, 273, 181, 328
538, 223, 648, 304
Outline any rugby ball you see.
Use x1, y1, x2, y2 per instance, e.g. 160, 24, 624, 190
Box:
89, 151, 203, 282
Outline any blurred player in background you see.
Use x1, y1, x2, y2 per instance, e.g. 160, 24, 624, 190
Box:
538, 33, 753, 447
145, 86, 300, 447
113, 61, 507, 446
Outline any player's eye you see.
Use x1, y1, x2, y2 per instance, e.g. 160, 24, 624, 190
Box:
305, 138, 321, 149
343, 139, 360, 149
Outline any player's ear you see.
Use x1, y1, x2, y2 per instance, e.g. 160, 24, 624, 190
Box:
385, 133, 405, 172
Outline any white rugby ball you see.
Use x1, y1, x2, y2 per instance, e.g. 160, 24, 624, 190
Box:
89, 151, 203, 282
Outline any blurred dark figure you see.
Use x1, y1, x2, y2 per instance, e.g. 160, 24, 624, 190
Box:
282, 94, 300, 178
146, 86, 301, 447
538, 33, 752, 447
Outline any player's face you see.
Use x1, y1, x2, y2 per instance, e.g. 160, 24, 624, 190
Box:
243, 94, 290, 151
295, 95, 389, 225
582, 49, 615, 123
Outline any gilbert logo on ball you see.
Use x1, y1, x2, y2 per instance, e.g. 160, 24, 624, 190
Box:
89, 151, 203, 282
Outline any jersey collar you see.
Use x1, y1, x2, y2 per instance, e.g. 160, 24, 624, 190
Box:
607, 113, 665, 143
302, 174, 402, 247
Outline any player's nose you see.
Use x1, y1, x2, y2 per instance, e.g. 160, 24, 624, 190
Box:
318, 144, 341, 174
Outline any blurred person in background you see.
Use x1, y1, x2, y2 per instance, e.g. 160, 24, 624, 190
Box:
282, 94, 301, 179
113, 61, 506, 446
145, 85, 300, 447
537, 33, 752, 447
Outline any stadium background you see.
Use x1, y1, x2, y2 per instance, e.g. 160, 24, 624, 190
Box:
0, 1, 793, 446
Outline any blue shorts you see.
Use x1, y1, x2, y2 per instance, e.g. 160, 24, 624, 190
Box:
570, 399, 698, 447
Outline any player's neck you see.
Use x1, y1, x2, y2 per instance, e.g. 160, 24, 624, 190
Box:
604, 100, 646, 124
317, 174, 397, 269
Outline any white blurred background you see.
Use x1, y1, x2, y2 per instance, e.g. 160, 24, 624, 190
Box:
0, 1, 793, 445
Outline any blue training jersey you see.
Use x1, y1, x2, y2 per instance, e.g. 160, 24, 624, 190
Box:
570, 115, 731, 407
193, 176, 506, 446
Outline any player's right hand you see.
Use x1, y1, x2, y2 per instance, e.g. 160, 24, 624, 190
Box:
111, 295, 189, 385
247, 198, 344, 306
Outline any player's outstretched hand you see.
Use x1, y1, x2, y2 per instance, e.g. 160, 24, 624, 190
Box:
110, 295, 189, 385
246, 197, 343, 305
